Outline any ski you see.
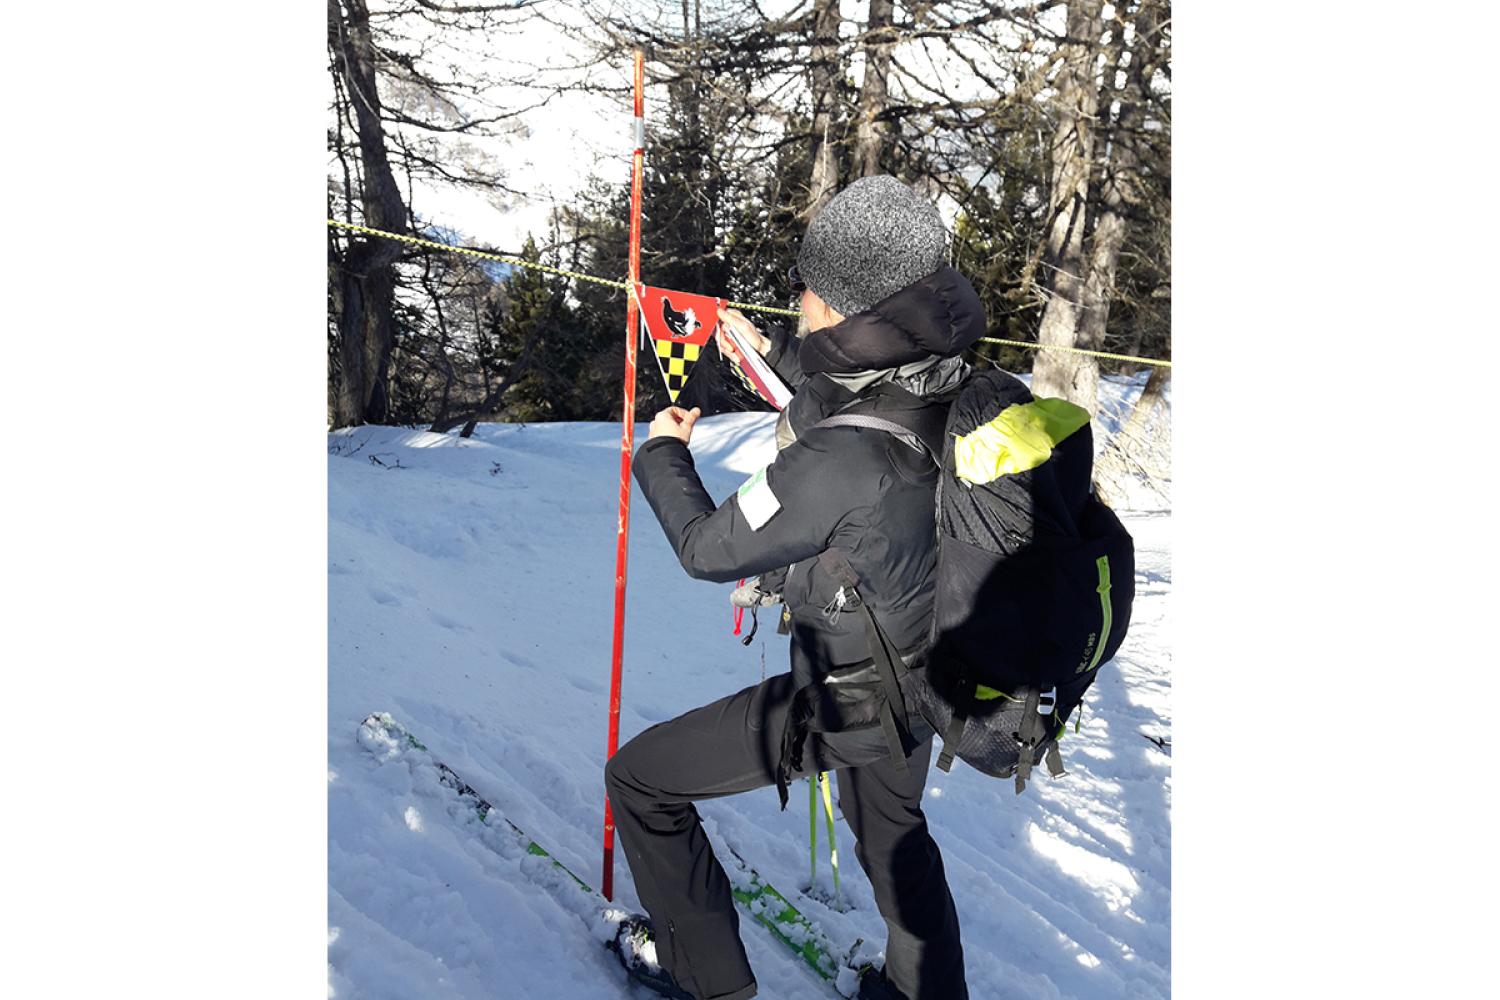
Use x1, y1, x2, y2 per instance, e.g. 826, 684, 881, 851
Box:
358, 713, 869, 994
359, 712, 593, 892
723, 841, 849, 981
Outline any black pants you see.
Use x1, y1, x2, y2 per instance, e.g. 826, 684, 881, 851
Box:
604, 671, 968, 1000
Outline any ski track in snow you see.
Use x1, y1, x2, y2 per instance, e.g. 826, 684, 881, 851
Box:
329, 376, 1171, 999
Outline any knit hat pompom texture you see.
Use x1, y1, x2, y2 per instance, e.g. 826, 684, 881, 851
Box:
796, 175, 948, 318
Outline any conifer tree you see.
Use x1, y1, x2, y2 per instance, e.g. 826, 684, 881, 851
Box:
493, 235, 560, 422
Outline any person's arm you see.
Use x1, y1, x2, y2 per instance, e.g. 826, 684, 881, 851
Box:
760, 324, 809, 391
717, 308, 808, 392
632, 421, 873, 584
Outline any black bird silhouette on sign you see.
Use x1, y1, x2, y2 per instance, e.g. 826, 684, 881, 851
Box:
661, 298, 703, 339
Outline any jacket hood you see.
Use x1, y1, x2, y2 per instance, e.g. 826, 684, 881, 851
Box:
798, 265, 987, 376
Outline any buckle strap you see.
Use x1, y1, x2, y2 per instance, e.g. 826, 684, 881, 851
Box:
936, 669, 976, 774
1044, 743, 1066, 779
1013, 687, 1064, 794
818, 548, 911, 775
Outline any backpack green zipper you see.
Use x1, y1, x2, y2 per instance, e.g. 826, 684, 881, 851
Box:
1084, 555, 1112, 673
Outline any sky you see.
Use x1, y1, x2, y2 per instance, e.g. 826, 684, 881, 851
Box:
390, 2, 626, 253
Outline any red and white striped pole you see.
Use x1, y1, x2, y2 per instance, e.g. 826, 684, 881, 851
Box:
602, 49, 645, 902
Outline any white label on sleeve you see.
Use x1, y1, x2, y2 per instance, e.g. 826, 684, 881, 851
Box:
736, 466, 781, 531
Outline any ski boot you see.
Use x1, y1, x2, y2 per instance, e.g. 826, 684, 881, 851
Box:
608, 914, 696, 1000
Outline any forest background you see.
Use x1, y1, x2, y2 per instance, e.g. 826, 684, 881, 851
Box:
327, 0, 1172, 494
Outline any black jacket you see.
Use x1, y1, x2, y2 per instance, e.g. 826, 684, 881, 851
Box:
633, 266, 986, 688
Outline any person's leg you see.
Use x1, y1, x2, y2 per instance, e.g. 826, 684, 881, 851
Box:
605, 671, 956, 1000
604, 672, 798, 1000
836, 739, 968, 1000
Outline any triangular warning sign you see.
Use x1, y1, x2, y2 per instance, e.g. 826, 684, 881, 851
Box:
635, 284, 725, 403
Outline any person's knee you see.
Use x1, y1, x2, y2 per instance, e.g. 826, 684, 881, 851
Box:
603, 734, 645, 815
604, 743, 635, 801
857, 823, 945, 897
605, 733, 664, 807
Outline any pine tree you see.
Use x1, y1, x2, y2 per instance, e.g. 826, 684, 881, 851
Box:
492, 235, 564, 422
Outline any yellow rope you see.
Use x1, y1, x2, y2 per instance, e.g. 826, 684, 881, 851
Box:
726, 299, 800, 317
329, 219, 1171, 368
327, 219, 629, 290
976, 337, 1172, 368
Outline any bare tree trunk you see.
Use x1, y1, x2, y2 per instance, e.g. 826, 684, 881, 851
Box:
418, 252, 460, 428
681, 0, 699, 132
1077, 1, 1164, 371
433, 353, 535, 437
330, 0, 408, 428
1031, 0, 1104, 413
854, 0, 895, 177
805, 0, 844, 216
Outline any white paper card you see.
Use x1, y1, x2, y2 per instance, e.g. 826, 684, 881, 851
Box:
725, 326, 795, 410
736, 466, 781, 531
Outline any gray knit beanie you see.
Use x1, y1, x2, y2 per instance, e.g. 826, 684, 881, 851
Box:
795, 175, 948, 317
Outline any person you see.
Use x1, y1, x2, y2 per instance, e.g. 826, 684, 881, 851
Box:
606, 175, 986, 1000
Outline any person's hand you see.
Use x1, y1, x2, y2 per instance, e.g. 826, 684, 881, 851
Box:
716, 308, 770, 366
648, 406, 702, 444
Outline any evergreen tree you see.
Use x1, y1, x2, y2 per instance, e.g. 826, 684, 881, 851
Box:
492, 235, 562, 422
557, 177, 645, 421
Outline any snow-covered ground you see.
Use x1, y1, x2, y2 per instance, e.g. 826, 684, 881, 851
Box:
328, 377, 1171, 999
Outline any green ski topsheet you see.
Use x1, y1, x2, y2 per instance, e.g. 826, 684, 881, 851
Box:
357, 713, 866, 993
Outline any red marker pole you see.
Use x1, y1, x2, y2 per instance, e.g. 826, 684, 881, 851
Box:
602, 49, 645, 902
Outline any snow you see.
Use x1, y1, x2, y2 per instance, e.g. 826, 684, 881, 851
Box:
328, 379, 1172, 998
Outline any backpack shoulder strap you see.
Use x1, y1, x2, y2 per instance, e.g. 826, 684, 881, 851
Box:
813, 413, 938, 464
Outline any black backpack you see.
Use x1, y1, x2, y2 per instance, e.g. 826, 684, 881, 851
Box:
814, 367, 1135, 794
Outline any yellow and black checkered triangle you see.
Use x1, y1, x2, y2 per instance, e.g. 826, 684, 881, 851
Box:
653, 338, 703, 402
728, 356, 760, 398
